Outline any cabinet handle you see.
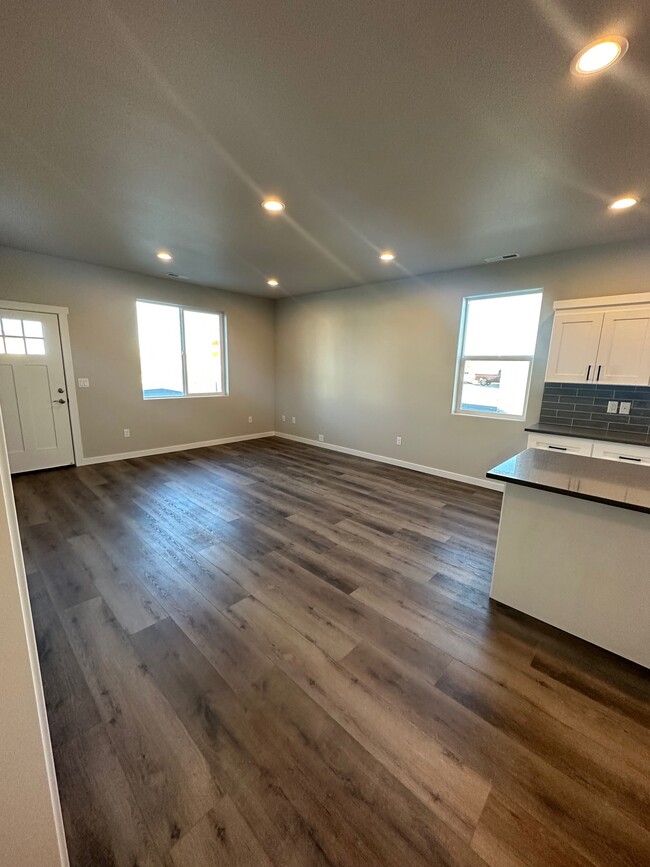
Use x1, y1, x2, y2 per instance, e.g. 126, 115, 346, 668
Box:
618, 455, 641, 462
586, 364, 591, 381
596, 365, 602, 381
548, 445, 567, 451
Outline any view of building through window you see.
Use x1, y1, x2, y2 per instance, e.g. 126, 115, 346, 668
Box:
136, 300, 225, 399
455, 290, 543, 418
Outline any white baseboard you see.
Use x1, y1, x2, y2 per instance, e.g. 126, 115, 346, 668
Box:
274, 432, 505, 492
77, 429, 504, 492
77, 431, 276, 466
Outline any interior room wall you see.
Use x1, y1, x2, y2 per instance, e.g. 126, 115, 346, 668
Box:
0, 246, 276, 460
275, 238, 650, 483
0, 410, 67, 867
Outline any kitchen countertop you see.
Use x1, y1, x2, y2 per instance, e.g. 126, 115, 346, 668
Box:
487, 448, 650, 515
525, 422, 650, 447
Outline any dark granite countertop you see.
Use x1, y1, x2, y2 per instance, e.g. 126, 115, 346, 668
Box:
487, 448, 650, 515
525, 422, 650, 447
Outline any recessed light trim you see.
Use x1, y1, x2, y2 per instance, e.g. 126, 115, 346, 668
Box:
267, 278, 279, 287
262, 197, 285, 213
379, 250, 396, 262
156, 251, 173, 261
571, 36, 628, 75
608, 195, 639, 211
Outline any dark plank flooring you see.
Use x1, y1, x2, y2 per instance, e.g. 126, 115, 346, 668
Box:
14, 437, 650, 867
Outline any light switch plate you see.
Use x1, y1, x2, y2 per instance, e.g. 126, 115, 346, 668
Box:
78, 378, 89, 388
607, 401, 618, 414
619, 401, 631, 415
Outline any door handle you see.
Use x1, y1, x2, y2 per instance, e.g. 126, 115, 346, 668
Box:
596, 365, 602, 381
586, 364, 591, 381
53, 398, 67, 404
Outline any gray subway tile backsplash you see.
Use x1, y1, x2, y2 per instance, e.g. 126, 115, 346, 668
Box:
539, 382, 650, 438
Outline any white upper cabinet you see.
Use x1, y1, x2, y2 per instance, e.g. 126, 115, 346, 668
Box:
596, 308, 650, 385
545, 294, 650, 385
545, 310, 604, 383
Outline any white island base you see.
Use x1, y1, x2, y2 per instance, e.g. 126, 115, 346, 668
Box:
490, 484, 650, 669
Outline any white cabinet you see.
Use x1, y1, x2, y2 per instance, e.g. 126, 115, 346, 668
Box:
545, 296, 650, 385
591, 440, 650, 465
527, 433, 594, 456
527, 433, 650, 463
595, 308, 650, 385
545, 310, 604, 383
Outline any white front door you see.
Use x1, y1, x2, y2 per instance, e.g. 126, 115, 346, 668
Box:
0, 309, 75, 473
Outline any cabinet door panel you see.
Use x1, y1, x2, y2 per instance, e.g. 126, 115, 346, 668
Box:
595, 309, 650, 385
592, 441, 650, 464
527, 433, 594, 455
545, 311, 603, 383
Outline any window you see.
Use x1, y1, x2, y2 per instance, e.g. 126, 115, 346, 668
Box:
453, 289, 542, 419
0, 317, 46, 355
136, 300, 226, 399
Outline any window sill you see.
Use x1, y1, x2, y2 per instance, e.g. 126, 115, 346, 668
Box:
451, 410, 525, 422
142, 392, 228, 401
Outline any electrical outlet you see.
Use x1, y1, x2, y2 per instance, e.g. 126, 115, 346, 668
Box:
291, 416, 296, 424
77, 377, 89, 388
123, 428, 130, 438
318, 434, 324, 442
396, 436, 402, 446
607, 401, 619, 414
248, 416, 253, 423
619, 401, 631, 415
281, 414, 286, 422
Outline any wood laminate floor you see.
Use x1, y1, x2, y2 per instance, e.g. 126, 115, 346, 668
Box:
15, 437, 650, 867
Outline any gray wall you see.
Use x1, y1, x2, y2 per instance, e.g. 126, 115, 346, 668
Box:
0, 246, 276, 459
0, 411, 66, 866
275, 239, 650, 481
3, 238, 650, 478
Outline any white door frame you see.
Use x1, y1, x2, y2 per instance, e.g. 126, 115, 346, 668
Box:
0, 300, 84, 466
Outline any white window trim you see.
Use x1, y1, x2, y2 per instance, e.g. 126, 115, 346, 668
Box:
137, 299, 228, 400
452, 288, 542, 422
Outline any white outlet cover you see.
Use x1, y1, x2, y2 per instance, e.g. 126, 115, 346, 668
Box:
78, 378, 89, 388
619, 401, 631, 415
318, 434, 324, 442
248, 416, 253, 423
291, 417, 296, 424
396, 436, 402, 445
123, 428, 130, 437
281, 415, 286, 422
607, 401, 619, 414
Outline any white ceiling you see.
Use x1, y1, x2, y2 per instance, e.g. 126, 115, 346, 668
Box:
1, 0, 649, 296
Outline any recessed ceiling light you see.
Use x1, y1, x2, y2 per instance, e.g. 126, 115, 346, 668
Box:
156, 251, 173, 261
262, 197, 285, 213
267, 278, 279, 287
379, 250, 396, 262
608, 195, 640, 211
571, 36, 628, 75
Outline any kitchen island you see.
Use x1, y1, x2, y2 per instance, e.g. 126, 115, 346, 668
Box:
487, 448, 650, 668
